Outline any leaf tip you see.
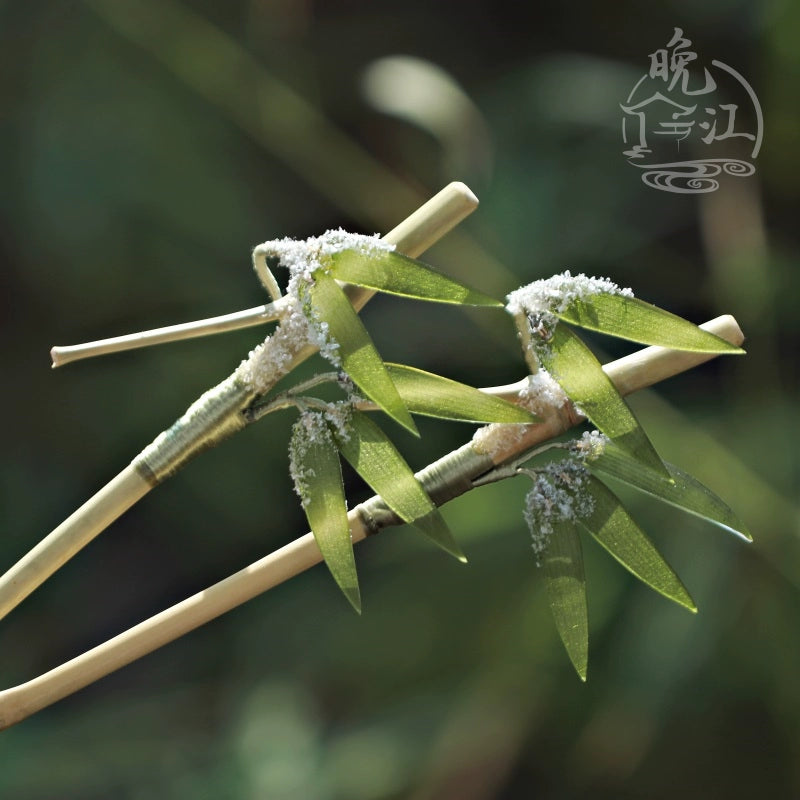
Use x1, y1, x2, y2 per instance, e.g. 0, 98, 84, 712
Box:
567, 653, 588, 682
680, 592, 698, 614
343, 586, 362, 614
396, 409, 420, 437
439, 537, 468, 564
445, 540, 468, 564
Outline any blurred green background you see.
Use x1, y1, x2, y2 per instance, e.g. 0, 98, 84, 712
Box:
1, 1, 798, 797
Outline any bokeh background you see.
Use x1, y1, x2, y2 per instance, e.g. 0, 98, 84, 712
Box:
1, 1, 798, 797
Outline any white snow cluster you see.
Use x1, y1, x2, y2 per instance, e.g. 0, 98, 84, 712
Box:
571, 429, 609, 462
506, 270, 633, 320
471, 370, 568, 458
319, 399, 354, 444
236, 230, 394, 395
518, 370, 569, 417
524, 460, 595, 559
507, 270, 634, 373
258, 228, 393, 297
236, 302, 316, 394
288, 411, 333, 507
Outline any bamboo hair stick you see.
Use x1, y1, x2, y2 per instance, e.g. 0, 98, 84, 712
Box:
0, 182, 479, 623
0, 314, 743, 730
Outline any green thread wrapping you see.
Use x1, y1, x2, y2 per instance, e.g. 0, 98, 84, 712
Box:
134, 375, 255, 485
355, 444, 494, 536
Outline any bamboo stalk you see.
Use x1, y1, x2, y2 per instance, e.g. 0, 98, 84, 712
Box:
0, 314, 744, 730
0, 182, 480, 624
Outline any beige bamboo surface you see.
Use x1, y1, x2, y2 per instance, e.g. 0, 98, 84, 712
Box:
50, 304, 283, 367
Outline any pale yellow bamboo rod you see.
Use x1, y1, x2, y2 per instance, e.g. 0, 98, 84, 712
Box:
50, 304, 282, 368
0, 520, 366, 731
603, 315, 743, 395
0, 314, 743, 729
0, 467, 151, 623
0, 182, 479, 624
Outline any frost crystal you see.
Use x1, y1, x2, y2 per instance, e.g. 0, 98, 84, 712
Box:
288, 411, 334, 507
321, 399, 353, 443
507, 270, 634, 364
506, 270, 633, 319
524, 460, 594, 559
571, 429, 609, 462
471, 370, 568, 458
518, 370, 569, 416
236, 298, 314, 394
236, 230, 395, 394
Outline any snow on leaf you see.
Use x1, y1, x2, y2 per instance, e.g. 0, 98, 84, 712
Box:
289, 411, 361, 612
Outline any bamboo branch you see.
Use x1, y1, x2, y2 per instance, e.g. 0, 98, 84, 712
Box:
0, 182, 479, 624
50, 303, 283, 368
0, 314, 744, 730
49, 182, 480, 367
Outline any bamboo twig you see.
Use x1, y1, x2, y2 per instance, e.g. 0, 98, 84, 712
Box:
0, 182, 479, 624
49, 175, 485, 369
0, 314, 744, 730
50, 303, 283, 368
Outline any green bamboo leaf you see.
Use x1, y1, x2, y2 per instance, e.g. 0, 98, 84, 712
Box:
289, 415, 360, 612
385, 363, 540, 424
542, 324, 669, 478
329, 249, 502, 306
556, 294, 745, 353
581, 476, 696, 612
309, 270, 417, 435
334, 410, 466, 562
540, 519, 589, 681
587, 441, 752, 541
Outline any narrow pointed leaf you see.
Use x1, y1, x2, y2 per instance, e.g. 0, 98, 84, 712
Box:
540, 519, 589, 681
385, 363, 540, 424
542, 324, 669, 477
334, 410, 466, 562
581, 476, 695, 612
587, 441, 752, 541
309, 270, 417, 435
329, 249, 502, 306
290, 417, 360, 612
557, 293, 745, 353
